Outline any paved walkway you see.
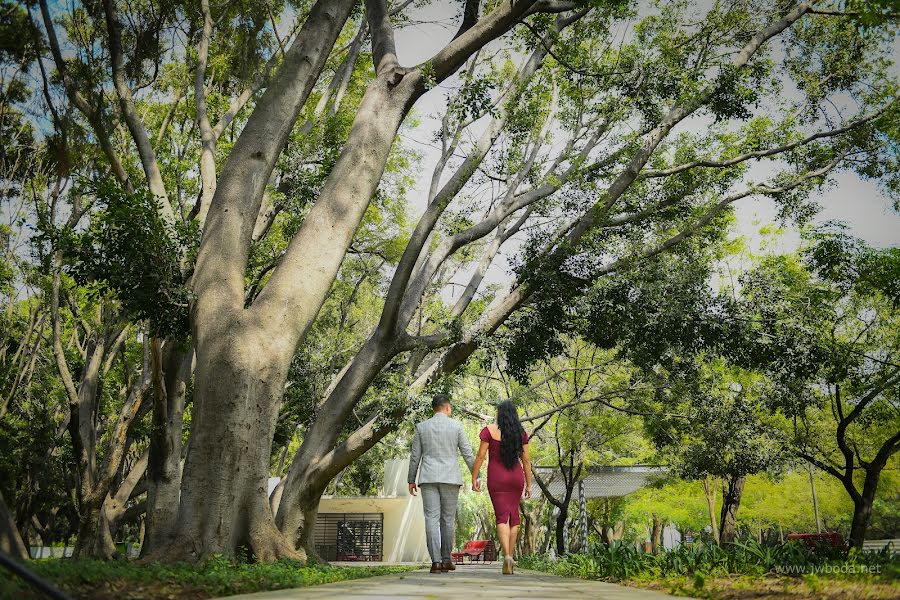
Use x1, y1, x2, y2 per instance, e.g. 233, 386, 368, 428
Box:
220, 564, 677, 599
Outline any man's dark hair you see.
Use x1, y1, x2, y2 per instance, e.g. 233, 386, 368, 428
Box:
432, 393, 451, 411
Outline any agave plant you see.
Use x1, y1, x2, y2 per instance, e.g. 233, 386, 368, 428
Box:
734, 539, 778, 573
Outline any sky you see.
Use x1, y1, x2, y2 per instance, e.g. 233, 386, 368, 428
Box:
387, 1, 900, 299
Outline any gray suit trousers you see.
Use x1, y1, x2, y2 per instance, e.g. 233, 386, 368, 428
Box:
420, 483, 459, 563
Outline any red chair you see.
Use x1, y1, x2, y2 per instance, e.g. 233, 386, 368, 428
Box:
451, 540, 496, 564
786, 532, 844, 550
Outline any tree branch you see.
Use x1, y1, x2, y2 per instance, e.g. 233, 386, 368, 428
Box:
453, 0, 481, 40
100, 0, 175, 224
641, 106, 892, 179
366, 0, 400, 75
191, 0, 354, 329
422, 0, 542, 83
34, 0, 132, 191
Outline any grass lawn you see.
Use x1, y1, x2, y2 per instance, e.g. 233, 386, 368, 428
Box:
629, 573, 900, 599
0, 558, 418, 600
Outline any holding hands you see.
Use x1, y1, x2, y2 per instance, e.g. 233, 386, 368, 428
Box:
472, 474, 481, 492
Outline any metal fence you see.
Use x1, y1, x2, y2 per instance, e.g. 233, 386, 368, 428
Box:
314, 513, 383, 561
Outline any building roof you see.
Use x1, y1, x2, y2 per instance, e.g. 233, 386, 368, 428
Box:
531, 465, 668, 499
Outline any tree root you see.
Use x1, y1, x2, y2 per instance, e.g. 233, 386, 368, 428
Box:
140, 520, 305, 565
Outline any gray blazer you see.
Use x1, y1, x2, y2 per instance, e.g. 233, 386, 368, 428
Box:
407, 413, 475, 486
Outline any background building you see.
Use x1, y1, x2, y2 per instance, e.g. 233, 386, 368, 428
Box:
269, 458, 429, 563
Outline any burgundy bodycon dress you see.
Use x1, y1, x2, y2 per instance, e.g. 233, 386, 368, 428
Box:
480, 427, 529, 526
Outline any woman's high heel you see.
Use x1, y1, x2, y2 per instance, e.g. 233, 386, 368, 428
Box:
502, 556, 514, 575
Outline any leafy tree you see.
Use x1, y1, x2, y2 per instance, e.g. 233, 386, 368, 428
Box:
2, 0, 896, 562
474, 340, 653, 555
738, 230, 900, 548
648, 362, 786, 544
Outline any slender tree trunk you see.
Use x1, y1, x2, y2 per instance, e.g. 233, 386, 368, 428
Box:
702, 477, 720, 545
719, 475, 746, 545
95, 450, 149, 560
142, 341, 192, 556
520, 499, 542, 556
849, 497, 872, 550
651, 514, 663, 554
0, 490, 28, 561
555, 501, 570, 555
848, 468, 881, 549
96, 508, 120, 560
540, 512, 552, 555
29, 512, 57, 548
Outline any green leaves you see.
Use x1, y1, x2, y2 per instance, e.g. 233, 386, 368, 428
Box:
669, 363, 785, 481
707, 64, 765, 123
63, 179, 197, 339
0, 1, 38, 68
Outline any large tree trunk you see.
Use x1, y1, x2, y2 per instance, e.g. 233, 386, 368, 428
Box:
142, 341, 192, 556
848, 468, 881, 549
277, 402, 399, 553
186, 6, 418, 562
73, 503, 114, 559
163, 0, 356, 561
154, 329, 299, 562
718, 475, 746, 545
170, 0, 569, 564
0, 490, 28, 561
271, 458, 332, 560
275, 340, 394, 543
293, 493, 323, 561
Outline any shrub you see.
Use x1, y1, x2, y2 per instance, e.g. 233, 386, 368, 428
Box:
519, 540, 900, 583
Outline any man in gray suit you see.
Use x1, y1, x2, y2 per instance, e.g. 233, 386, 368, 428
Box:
407, 394, 475, 573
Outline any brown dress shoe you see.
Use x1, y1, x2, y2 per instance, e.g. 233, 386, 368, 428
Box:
443, 561, 456, 571
430, 562, 442, 573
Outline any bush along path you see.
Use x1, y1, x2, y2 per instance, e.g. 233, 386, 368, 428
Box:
0, 558, 416, 600
518, 540, 900, 600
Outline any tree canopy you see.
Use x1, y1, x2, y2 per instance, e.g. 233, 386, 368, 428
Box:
0, 0, 898, 562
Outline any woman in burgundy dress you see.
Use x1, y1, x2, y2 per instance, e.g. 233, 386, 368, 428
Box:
471, 400, 532, 575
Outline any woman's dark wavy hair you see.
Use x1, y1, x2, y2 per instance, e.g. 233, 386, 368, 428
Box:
497, 400, 525, 470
